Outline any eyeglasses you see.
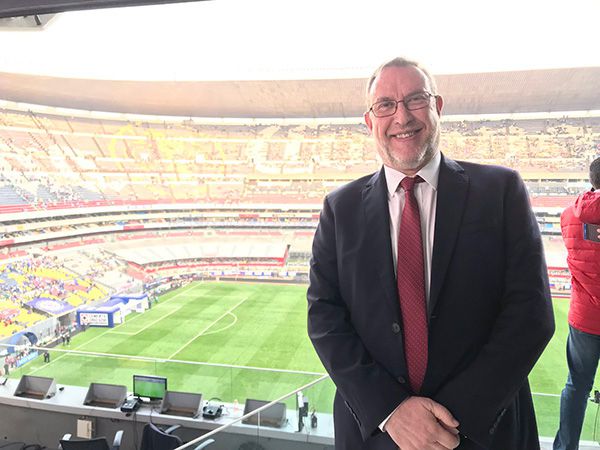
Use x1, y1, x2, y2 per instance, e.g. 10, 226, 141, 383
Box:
368, 92, 437, 118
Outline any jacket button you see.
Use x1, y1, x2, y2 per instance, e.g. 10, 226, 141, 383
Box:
397, 376, 406, 384
392, 322, 401, 333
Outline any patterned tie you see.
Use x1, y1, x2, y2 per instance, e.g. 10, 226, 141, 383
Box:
397, 175, 428, 393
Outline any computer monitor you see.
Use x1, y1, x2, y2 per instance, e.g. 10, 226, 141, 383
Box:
133, 374, 167, 401
160, 391, 203, 418
242, 399, 287, 428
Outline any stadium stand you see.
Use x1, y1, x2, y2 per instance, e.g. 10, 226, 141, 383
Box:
0, 252, 123, 337
0, 102, 597, 312
1, 107, 598, 208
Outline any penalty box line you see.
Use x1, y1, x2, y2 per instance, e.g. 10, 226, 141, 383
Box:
112, 282, 227, 335
33, 283, 201, 372
110, 306, 184, 336
167, 295, 250, 360
79, 282, 216, 344
105, 283, 207, 335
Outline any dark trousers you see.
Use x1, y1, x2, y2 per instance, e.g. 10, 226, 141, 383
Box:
554, 325, 600, 450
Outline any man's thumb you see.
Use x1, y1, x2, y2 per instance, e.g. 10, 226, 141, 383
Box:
430, 402, 459, 428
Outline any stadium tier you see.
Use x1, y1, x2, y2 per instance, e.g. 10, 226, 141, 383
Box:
0, 253, 116, 337
1, 103, 593, 302
0, 103, 598, 450
0, 106, 598, 209
1, 105, 597, 259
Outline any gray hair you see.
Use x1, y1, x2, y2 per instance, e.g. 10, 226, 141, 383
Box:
365, 57, 438, 108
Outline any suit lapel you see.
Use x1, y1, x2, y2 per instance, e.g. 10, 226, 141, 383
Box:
362, 168, 399, 310
429, 155, 469, 315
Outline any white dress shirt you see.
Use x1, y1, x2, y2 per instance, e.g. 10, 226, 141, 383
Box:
379, 151, 441, 431
384, 151, 441, 306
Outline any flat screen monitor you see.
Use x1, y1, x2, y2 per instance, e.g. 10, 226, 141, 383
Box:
133, 374, 167, 401
242, 399, 286, 428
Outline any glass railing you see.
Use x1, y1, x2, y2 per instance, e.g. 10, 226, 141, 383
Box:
2, 343, 600, 448
533, 391, 600, 447
181, 384, 600, 450
0, 343, 328, 405
0, 341, 335, 449
174, 374, 333, 450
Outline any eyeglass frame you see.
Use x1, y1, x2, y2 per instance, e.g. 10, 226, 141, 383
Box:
367, 91, 439, 118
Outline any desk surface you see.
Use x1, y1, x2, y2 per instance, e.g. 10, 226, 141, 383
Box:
0, 378, 334, 445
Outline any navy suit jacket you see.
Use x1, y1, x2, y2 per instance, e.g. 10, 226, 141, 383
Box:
307, 155, 555, 450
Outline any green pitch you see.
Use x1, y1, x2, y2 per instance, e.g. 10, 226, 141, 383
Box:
12, 282, 600, 441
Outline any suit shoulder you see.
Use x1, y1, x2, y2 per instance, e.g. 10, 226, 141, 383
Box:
325, 172, 377, 206
453, 159, 519, 179
451, 159, 524, 191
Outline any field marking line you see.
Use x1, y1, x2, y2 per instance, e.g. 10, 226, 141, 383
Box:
78, 282, 199, 347
23, 344, 327, 376
22, 282, 325, 377
25, 353, 60, 375
26, 283, 201, 372
167, 295, 250, 360
21, 340, 566, 395
147, 282, 204, 307
201, 312, 238, 337
130, 306, 183, 336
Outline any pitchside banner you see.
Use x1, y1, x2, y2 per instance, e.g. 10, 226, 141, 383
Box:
27, 298, 74, 315
78, 311, 111, 327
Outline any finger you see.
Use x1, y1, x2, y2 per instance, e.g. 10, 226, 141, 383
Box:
431, 442, 455, 450
435, 426, 461, 449
429, 402, 459, 428
438, 421, 459, 435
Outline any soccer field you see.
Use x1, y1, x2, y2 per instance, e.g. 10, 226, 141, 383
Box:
13, 281, 600, 441
15, 281, 332, 413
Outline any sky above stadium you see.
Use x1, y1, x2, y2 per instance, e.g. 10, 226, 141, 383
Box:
0, 0, 598, 81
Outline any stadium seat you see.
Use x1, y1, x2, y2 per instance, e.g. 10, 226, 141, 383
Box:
59, 430, 123, 450
140, 423, 214, 450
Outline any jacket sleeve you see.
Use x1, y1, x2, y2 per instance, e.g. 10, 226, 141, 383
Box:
307, 195, 410, 440
431, 170, 555, 448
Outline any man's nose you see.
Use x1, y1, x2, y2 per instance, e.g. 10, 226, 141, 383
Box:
392, 101, 414, 125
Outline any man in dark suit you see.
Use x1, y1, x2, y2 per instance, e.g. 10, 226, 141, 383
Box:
307, 57, 555, 450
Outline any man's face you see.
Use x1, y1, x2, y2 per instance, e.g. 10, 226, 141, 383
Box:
364, 65, 443, 175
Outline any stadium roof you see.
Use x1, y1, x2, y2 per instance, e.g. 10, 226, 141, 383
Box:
0, 67, 598, 118
0, 1, 598, 119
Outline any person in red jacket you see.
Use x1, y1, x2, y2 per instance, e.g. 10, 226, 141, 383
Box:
554, 156, 600, 450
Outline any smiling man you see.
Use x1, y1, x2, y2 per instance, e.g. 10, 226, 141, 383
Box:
307, 57, 555, 450
364, 63, 442, 176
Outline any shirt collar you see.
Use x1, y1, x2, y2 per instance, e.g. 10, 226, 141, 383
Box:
384, 151, 441, 197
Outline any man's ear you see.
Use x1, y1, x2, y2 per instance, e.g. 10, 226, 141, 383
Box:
364, 111, 373, 133
435, 95, 444, 116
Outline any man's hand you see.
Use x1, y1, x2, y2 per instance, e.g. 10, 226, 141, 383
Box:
384, 396, 460, 450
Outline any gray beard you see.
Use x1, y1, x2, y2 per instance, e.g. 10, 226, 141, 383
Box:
382, 128, 440, 172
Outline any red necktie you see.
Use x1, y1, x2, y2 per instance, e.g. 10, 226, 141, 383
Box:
397, 176, 428, 393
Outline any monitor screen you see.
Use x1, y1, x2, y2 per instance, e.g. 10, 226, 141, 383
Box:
242, 399, 286, 428
133, 375, 167, 400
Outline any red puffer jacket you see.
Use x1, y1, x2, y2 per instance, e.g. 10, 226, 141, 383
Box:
560, 190, 600, 335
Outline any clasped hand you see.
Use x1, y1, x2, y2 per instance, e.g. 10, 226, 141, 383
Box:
384, 396, 460, 450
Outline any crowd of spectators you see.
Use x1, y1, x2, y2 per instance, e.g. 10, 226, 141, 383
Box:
0, 108, 598, 209
2, 257, 64, 304
0, 108, 594, 307
0, 254, 114, 337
